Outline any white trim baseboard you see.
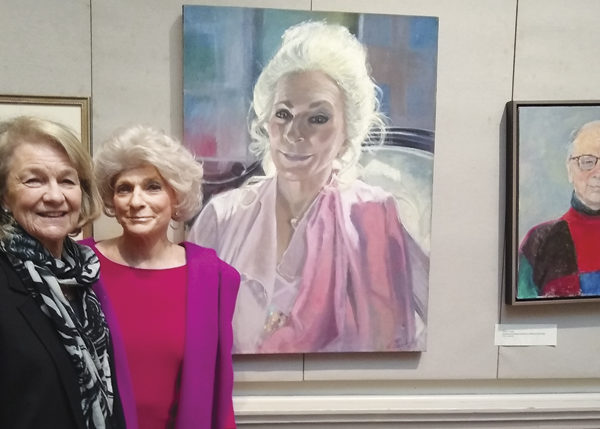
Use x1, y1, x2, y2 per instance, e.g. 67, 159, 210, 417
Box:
234, 393, 600, 427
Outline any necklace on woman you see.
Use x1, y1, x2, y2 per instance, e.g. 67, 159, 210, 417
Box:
290, 217, 300, 229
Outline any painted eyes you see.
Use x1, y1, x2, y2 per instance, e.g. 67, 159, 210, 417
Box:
309, 114, 329, 124
275, 109, 292, 120
570, 154, 600, 171
273, 109, 329, 124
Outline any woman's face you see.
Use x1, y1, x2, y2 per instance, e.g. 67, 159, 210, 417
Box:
267, 70, 346, 182
2, 140, 82, 257
112, 164, 176, 240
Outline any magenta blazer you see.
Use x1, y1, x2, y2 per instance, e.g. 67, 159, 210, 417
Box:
82, 239, 240, 429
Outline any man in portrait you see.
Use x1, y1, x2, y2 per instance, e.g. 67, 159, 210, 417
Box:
518, 120, 600, 298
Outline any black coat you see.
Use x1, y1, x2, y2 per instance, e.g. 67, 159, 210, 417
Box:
0, 252, 126, 429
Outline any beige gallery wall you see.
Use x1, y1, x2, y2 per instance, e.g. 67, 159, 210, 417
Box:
1, 0, 599, 414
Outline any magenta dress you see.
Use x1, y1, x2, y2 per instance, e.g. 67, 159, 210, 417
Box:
95, 251, 186, 429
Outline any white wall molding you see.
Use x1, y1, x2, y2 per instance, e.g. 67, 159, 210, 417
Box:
235, 393, 600, 427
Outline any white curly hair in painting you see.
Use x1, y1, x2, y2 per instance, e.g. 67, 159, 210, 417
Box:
248, 20, 386, 179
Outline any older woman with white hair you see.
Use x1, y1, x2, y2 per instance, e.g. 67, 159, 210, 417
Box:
189, 21, 427, 354
84, 125, 239, 429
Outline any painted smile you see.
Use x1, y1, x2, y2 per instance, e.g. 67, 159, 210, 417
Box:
280, 150, 312, 162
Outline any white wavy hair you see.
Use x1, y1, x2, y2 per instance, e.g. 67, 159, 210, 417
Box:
248, 21, 386, 180
94, 125, 204, 221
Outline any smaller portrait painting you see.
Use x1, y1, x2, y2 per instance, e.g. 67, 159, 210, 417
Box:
506, 100, 600, 304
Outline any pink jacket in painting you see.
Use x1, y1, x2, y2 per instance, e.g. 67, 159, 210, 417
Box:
81, 239, 240, 429
189, 177, 428, 354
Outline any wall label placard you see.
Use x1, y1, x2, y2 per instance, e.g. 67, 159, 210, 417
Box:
494, 324, 557, 346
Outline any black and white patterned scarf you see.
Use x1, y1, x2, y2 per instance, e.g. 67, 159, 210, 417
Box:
0, 225, 114, 428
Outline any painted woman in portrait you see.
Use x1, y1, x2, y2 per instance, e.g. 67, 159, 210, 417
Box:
188, 21, 428, 354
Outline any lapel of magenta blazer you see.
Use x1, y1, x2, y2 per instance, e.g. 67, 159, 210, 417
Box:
177, 242, 220, 429
179, 243, 239, 429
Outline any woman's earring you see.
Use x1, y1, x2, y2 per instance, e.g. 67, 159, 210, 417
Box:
1, 206, 12, 221
170, 212, 182, 230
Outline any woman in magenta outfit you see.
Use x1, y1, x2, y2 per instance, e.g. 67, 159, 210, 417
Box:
84, 125, 239, 429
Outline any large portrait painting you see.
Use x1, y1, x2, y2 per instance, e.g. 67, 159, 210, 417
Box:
506, 101, 600, 305
183, 6, 438, 353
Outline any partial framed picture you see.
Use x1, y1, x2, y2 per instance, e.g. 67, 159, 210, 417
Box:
0, 95, 92, 238
506, 100, 600, 305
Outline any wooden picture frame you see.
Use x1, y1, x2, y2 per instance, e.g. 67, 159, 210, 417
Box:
0, 95, 92, 238
506, 100, 600, 305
